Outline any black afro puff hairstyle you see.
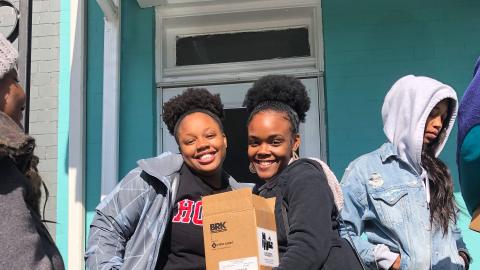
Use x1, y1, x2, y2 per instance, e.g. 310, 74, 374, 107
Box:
162, 88, 224, 135
243, 75, 310, 122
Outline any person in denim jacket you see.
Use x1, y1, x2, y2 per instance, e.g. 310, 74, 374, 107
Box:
340, 75, 471, 270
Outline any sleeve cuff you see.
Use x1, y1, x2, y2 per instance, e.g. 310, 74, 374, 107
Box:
374, 244, 400, 270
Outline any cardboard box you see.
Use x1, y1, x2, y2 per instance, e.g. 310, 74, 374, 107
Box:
202, 188, 279, 270
469, 207, 480, 233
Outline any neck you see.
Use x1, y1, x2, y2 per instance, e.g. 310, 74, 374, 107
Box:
198, 170, 224, 189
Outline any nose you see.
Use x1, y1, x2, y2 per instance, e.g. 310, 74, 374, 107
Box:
256, 143, 270, 157
196, 138, 210, 151
431, 115, 443, 130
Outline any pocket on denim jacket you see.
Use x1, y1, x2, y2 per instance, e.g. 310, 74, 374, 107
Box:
370, 188, 409, 226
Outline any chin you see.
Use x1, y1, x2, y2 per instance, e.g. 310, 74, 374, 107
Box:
196, 163, 222, 175
257, 172, 275, 182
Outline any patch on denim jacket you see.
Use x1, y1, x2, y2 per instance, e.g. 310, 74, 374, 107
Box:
368, 172, 384, 187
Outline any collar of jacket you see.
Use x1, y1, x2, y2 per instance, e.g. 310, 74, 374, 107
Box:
379, 142, 399, 163
0, 111, 35, 159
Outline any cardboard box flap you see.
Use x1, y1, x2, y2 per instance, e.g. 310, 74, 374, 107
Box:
203, 188, 255, 216
252, 195, 276, 213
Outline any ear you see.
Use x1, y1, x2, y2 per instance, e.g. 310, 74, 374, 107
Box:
292, 133, 301, 152
223, 133, 227, 149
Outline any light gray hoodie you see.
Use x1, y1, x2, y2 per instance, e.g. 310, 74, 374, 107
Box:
382, 74, 458, 174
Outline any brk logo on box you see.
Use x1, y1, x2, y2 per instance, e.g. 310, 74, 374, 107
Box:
210, 222, 227, 233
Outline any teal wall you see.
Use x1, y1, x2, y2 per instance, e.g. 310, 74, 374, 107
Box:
322, 0, 480, 267
119, 1, 156, 177
85, 0, 104, 236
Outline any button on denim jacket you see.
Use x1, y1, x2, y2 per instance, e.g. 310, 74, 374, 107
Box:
340, 143, 468, 270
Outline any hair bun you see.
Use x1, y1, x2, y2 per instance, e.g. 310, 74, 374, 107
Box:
162, 88, 224, 135
243, 75, 310, 122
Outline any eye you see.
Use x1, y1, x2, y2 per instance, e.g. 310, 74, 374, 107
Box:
184, 139, 195, 145
206, 133, 216, 139
271, 137, 284, 146
248, 138, 259, 147
272, 140, 282, 146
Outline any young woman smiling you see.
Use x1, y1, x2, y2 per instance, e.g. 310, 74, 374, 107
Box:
340, 75, 471, 270
244, 75, 363, 270
86, 88, 250, 270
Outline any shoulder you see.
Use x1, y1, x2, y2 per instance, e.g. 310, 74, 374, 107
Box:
280, 159, 327, 188
137, 152, 184, 179
340, 145, 389, 193
284, 159, 324, 178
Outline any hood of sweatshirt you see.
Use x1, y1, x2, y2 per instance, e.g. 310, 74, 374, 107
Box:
382, 75, 458, 173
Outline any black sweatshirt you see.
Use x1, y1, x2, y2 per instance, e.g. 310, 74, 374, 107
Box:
255, 159, 361, 270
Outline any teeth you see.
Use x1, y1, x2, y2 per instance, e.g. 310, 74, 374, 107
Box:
259, 161, 274, 166
199, 154, 213, 161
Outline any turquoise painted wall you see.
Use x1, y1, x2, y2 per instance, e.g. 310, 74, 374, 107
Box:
56, 0, 70, 261
85, 0, 104, 236
119, 1, 156, 177
322, 0, 480, 267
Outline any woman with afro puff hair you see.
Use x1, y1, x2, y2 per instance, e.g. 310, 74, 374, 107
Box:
86, 88, 251, 270
244, 75, 363, 270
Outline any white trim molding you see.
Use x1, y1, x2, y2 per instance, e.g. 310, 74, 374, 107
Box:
155, 0, 322, 86
68, 0, 86, 269
99, 0, 121, 199
97, 0, 118, 22
139, 0, 319, 9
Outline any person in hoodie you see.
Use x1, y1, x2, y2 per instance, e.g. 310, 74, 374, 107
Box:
85, 88, 251, 270
457, 57, 480, 231
340, 75, 471, 270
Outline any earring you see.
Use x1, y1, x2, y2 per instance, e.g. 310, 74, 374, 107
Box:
292, 150, 299, 161
249, 162, 256, 174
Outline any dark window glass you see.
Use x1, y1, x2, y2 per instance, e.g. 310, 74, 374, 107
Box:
176, 27, 310, 66
222, 108, 262, 186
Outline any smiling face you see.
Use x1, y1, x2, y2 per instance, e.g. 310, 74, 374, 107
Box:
0, 70, 26, 128
176, 112, 227, 177
423, 99, 450, 146
247, 110, 300, 181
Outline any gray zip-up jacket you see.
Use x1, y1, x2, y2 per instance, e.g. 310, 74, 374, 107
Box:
85, 152, 251, 270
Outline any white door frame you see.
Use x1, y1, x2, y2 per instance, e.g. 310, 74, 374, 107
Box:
154, 0, 327, 160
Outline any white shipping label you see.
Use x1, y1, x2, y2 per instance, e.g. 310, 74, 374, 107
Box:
256, 227, 279, 267
219, 256, 258, 270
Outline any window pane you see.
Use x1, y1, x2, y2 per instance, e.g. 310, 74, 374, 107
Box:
176, 27, 310, 66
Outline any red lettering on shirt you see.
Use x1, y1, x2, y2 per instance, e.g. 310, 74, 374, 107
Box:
172, 199, 203, 225
192, 201, 203, 225
172, 199, 194, 223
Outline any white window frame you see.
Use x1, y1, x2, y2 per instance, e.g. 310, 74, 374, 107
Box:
154, 0, 328, 161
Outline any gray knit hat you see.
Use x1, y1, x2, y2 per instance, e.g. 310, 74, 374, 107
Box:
0, 33, 18, 80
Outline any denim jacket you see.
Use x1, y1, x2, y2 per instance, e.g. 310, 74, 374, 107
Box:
340, 143, 468, 270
